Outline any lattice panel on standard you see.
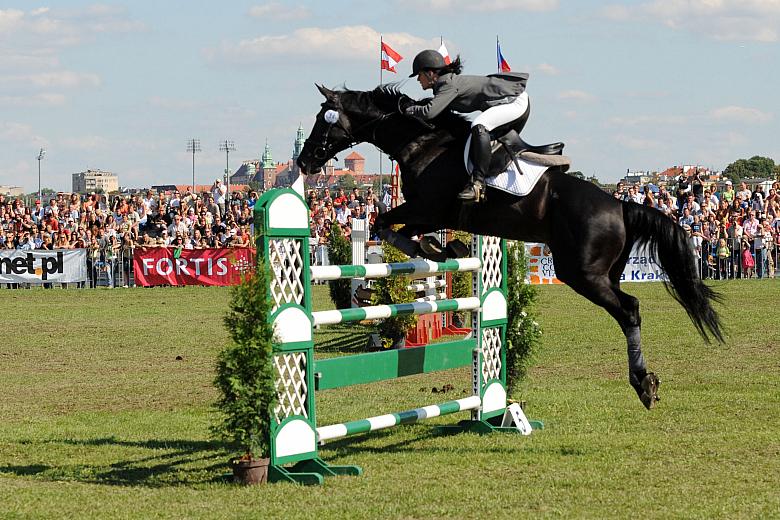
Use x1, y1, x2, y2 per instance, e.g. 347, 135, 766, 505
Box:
273, 352, 308, 421
481, 327, 502, 381
269, 238, 305, 313
481, 236, 503, 292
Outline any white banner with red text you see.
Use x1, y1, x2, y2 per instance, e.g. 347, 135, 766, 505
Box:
133, 247, 256, 287
525, 242, 668, 284
0, 249, 87, 283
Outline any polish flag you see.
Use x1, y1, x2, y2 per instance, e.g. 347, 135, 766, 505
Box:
437, 43, 451, 65
381, 42, 403, 73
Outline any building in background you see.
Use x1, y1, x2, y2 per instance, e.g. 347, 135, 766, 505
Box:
72, 169, 119, 193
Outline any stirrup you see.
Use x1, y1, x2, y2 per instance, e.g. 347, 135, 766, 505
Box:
457, 181, 485, 202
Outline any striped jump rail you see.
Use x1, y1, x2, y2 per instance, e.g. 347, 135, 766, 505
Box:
407, 279, 447, 292
414, 292, 448, 303
312, 297, 480, 326
316, 396, 482, 442
311, 257, 481, 281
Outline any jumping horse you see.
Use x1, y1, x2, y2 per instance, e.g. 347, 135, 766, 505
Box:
295, 85, 724, 409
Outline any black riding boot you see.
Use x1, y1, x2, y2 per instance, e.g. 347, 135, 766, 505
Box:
458, 125, 491, 202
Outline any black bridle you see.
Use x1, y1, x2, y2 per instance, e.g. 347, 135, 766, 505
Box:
304, 103, 392, 163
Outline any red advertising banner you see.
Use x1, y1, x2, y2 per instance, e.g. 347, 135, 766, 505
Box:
133, 247, 255, 287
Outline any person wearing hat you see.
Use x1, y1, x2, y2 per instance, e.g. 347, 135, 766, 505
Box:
721, 179, 735, 204
404, 49, 530, 202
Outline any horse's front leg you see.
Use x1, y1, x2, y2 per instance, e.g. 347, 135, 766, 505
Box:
374, 204, 447, 261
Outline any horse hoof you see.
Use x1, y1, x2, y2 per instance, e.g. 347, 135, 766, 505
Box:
420, 236, 443, 256
640, 372, 661, 410
446, 239, 471, 258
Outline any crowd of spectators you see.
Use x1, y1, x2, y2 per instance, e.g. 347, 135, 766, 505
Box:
613, 175, 780, 279
305, 185, 389, 266
1, 179, 257, 287
4, 174, 778, 287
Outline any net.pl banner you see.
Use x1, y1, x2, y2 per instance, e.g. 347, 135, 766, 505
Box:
133, 247, 255, 287
0, 249, 87, 283
525, 242, 668, 284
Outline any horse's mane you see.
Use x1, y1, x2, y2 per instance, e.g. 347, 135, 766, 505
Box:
336, 85, 472, 140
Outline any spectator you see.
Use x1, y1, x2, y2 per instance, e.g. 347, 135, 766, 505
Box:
212, 179, 227, 217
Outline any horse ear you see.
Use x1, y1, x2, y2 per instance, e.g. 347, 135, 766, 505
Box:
316, 84, 336, 101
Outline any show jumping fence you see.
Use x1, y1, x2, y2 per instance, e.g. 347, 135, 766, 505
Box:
255, 187, 541, 486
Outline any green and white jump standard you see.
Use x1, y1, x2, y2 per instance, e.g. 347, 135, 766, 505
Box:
254, 187, 541, 486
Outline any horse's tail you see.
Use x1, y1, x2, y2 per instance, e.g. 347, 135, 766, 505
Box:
622, 202, 724, 343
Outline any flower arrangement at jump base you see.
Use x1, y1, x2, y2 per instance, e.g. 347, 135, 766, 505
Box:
212, 259, 276, 485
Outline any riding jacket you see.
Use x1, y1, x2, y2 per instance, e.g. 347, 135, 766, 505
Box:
407, 72, 528, 121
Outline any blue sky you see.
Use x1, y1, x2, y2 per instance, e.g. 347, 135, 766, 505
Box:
1, 0, 778, 192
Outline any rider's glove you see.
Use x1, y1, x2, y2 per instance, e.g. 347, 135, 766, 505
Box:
398, 97, 414, 114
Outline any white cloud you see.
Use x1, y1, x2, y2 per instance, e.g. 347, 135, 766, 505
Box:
602, 0, 780, 42
0, 93, 66, 107
248, 3, 311, 20
608, 115, 687, 127
206, 26, 427, 63
0, 5, 145, 47
61, 135, 110, 151
535, 63, 559, 75
614, 134, 663, 150
709, 105, 772, 123
396, 0, 558, 12
558, 89, 595, 101
0, 122, 46, 143
0, 71, 100, 89
148, 96, 201, 111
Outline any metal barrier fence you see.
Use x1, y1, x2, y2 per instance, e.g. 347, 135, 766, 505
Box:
694, 237, 778, 280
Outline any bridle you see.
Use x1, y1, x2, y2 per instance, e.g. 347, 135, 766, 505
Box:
304, 103, 392, 163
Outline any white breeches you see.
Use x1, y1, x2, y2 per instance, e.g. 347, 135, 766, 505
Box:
472, 92, 529, 131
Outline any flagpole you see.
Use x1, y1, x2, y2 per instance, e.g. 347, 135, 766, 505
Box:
496, 35, 500, 73
379, 35, 384, 200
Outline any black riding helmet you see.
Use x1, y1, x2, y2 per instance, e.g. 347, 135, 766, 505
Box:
409, 49, 446, 77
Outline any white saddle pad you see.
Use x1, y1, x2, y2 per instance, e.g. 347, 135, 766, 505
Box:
464, 136, 569, 197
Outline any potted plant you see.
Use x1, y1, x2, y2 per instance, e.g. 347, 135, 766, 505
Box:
213, 261, 276, 485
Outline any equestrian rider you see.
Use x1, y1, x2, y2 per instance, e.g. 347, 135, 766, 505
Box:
404, 49, 530, 202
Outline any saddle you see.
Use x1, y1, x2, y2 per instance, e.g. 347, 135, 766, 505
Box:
487, 130, 564, 177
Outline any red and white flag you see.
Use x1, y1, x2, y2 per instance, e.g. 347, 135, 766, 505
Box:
437, 43, 451, 65
381, 41, 403, 73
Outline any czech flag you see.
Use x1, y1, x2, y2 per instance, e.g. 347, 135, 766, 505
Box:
381, 41, 403, 73
438, 42, 452, 65
497, 39, 511, 73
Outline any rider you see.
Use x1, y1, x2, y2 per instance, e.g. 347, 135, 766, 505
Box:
404, 49, 530, 202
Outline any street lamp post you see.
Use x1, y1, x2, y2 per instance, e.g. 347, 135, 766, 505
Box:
37, 148, 46, 202
219, 140, 236, 200
186, 138, 201, 195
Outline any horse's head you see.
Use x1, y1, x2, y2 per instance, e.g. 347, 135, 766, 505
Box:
297, 85, 353, 175
297, 85, 413, 175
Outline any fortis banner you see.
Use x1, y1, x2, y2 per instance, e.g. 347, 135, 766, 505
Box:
0, 249, 87, 283
526, 242, 668, 284
133, 247, 255, 287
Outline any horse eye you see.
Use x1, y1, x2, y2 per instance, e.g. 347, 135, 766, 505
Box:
324, 110, 339, 124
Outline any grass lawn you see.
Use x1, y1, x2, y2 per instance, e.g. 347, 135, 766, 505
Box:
0, 280, 778, 519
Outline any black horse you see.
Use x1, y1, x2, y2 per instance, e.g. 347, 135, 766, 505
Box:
296, 85, 724, 409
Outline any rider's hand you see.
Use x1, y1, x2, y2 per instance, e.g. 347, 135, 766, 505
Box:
398, 97, 414, 114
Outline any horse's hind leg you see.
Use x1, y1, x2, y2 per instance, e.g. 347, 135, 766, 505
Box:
613, 288, 660, 409
555, 267, 660, 409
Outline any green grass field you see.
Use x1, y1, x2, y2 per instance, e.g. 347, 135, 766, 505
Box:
1, 280, 778, 519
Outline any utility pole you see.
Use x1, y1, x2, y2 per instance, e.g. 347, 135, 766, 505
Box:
219, 140, 236, 200
186, 138, 201, 196
37, 148, 46, 202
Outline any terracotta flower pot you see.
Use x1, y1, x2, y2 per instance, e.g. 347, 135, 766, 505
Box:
231, 457, 270, 485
